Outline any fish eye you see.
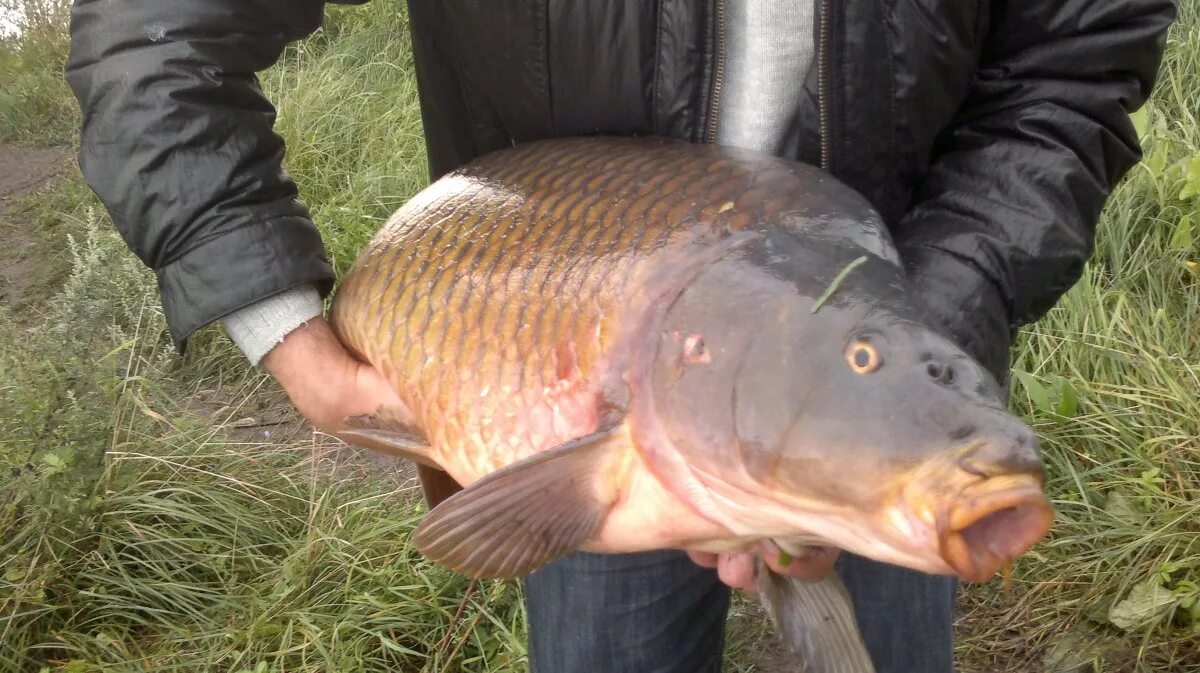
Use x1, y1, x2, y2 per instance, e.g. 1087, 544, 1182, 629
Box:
845, 339, 881, 374
683, 333, 711, 364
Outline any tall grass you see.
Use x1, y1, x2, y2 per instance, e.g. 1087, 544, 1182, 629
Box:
0, 1, 1196, 672
957, 3, 1200, 670
0, 0, 75, 145
262, 2, 430, 276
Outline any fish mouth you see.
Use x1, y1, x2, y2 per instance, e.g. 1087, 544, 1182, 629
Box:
936, 476, 1054, 583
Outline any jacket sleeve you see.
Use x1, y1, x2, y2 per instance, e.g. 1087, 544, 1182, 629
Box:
892, 0, 1175, 378
65, 0, 350, 350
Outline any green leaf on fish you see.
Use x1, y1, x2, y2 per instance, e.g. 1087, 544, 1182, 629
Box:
811, 255, 869, 314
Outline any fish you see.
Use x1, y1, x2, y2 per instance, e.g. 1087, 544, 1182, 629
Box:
328, 136, 1055, 671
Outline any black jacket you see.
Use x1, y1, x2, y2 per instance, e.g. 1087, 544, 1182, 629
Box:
65, 0, 1175, 379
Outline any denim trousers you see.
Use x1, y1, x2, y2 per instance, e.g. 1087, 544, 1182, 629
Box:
523, 549, 956, 673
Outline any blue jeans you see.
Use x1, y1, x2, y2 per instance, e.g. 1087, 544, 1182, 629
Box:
523, 550, 956, 672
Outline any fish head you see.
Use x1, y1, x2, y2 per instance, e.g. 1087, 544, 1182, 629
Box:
645, 235, 1053, 582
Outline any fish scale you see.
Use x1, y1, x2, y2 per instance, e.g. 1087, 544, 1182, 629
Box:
335, 137, 839, 476
330, 136, 1055, 673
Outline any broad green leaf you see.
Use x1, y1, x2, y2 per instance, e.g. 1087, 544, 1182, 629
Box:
41, 452, 64, 469
1108, 578, 1178, 631
1129, 106, 1149, 140
1104, 491, 1145, 524
1012, 369, 1053, 413
1044, 628, 1112, 673
1169, 214, 1192, 251
1180, 155, 1200, 201
1056, 378, 1079, 417
1145, 146, 1167, 178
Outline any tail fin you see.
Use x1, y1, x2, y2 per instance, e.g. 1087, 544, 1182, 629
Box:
755, 562, 876, 673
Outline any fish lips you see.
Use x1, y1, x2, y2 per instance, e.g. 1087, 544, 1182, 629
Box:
934, 474, 1055, 583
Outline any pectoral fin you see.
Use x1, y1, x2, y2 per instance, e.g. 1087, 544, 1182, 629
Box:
756, 562, 876, 673
336, 411, 435, 467
413, 427, 627, 579
338, 413, 464, 511
417, 464, 463, 509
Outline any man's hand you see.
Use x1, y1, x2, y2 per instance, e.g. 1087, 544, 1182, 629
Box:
688, 542, 840, 594
261, 317, 411, 436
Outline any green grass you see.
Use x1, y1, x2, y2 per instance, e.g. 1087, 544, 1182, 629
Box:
0, 1, 1198, 671
0, 0, 76, 145
261, 3, 430, 276
957, 3, 1200, 670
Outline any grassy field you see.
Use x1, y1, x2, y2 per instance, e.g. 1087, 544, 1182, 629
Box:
1, 1, 1197, 671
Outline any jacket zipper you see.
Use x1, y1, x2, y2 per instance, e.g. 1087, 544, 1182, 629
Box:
817, 0, 832, 171
705, 0, 726, 143
707, 0, 830, 163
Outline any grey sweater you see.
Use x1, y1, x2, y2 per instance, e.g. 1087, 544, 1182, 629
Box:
223, 0, 816, 365
716, 0, 816, 155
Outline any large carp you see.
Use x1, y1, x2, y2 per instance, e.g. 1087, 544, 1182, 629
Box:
329, 136, 1055, 671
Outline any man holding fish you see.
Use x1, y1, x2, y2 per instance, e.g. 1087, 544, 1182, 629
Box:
66, 0, 1174, 671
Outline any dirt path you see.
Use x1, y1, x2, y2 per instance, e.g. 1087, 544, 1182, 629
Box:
0, 144, 73, 307
0, 145, 72, 204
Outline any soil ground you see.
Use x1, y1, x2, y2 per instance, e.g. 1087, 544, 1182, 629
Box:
0, 144, 72, 308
